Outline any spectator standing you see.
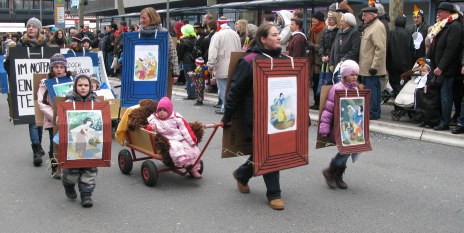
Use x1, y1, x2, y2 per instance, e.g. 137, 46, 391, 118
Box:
242, 23, 258, 51
329, 13, 360, 73
79, 25, 95, 41
386, 15, 414, 94
275, 10, 293, 51
427, 2, 463, 131
359, 4, 387, 120
407, 5, 429, 61
235, 19, 248, 47
318, 11, 339, 92
286, 18, 307, 57
308, 11, 325, 110
48, 29, 67, 48
177, 24, 197, 100
207, 16, 241, 115
104, 23, 116, 76
452, 45, 464, 134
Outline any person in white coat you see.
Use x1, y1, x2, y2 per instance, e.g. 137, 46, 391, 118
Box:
207, 16, 241, 114
275, 10, 293, 51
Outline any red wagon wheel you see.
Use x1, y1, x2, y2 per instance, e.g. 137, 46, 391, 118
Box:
141, 160, 158, 187
118, 149, 133, 174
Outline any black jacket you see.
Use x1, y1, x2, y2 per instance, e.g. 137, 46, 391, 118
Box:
427, 19, 463, 78
177, 36, 196, 64
407, 22, 429, 60
201, 30, 215, 62
319, 27, 338, 57
222, 45, 284, 132
387, 27, 414, 75
329, 27, 360, 66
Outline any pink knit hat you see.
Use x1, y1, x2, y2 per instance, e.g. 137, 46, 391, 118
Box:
157, 97, 173, 117
340, 60, 359, 78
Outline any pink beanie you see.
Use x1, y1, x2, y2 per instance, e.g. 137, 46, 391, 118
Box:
340, 60, 359, 78
157, 97, 173, 117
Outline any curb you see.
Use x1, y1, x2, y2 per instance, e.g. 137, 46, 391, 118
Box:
111, 80, 464, 149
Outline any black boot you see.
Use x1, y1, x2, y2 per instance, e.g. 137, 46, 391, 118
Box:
31, 144, 44, 166
322, 161, 337, 188
63, 182, 77, 200
81, 192, 93, 208
334, 166, 348, 189
194, 100, 203, 106
49, 152, 61, 179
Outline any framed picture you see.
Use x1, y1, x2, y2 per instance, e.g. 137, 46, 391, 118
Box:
333, 89, 372, 154
57, 101, 112, 168
120, 32, 169, 107
7, 47, 59, 124
63, 52, 111, 89
253, 58, 310, 176
44, 77, 74, 105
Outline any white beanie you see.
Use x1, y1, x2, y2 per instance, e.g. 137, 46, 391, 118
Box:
341, 13, 357, 27
340, 60, 359, 78
27, 17, 42, 32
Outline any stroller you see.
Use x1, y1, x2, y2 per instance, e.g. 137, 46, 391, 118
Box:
390, 62, 424, 122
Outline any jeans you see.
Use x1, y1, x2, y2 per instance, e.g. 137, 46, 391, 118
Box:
29, 123, 43, 144
106, 52, 114, 76
216, 78, 227, 113
363, 76, 382, 118
440, 77, 454, 126
457, 96, 464, 126
46, 128, 53, 155
332, 153, 351, 167
62, 167, 98, 193
234, 156, 281, 201
183, 63, 195, 98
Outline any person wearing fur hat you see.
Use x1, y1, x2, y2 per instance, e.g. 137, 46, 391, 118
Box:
62, 74, 100, 208
387, 15, 414, 94
407, 4, 429, 61
13, 17, 48, 166
37, 53, 73, 178
319, 60, 364, 189
309, 11, 326, 110
329, 13, 360, 80
178, 24, 198, 100
146, 97, 202, 178
189, 57, 209, 105
359, 2, 386, 120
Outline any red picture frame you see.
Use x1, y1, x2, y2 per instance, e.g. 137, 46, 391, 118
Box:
57, 101, 112, 168
253, 58, 310, 176
333, 89, 372, 154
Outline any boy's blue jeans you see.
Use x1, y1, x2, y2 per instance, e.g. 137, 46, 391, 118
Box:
29, 123, 43, 144
332, 153, 351, 167
183, 63, 195, 99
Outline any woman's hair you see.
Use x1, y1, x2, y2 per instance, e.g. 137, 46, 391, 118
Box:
207, 19, 217, 31
83, 117, 93, 124
50, 29, 66, 44
140, 7, 161, 26
249, 23, 277, 48
235, 19, 248, 33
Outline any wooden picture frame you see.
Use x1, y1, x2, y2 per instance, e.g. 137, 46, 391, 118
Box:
253, 58, 310, 176
57, 101, 112, 168
333, 89, 372, 154
7, 47, 59, 124
120, 32, 169, 107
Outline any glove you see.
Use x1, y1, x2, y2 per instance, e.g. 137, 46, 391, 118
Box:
369, 68, 377, 76
221, 115, 232, 128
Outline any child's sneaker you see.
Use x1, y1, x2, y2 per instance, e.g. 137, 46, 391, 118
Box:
190, 170, 202, 179
63, 183, 77, 200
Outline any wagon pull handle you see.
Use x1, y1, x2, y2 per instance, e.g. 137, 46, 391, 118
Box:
204, 122, 224, 129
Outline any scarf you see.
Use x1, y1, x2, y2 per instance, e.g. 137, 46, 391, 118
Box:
311, 22, 325, 43
139, 25, 167, 36
427, 13, 459, 41
20, 34, 46, 47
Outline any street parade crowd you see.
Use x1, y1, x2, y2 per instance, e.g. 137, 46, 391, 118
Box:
1, 0, 464, 210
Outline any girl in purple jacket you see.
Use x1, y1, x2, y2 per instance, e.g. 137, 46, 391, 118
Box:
319, 60, 361, 189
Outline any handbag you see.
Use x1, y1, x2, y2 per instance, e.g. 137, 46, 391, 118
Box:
316, 63, 333, 96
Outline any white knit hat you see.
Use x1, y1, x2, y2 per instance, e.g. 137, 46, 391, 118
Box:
341, 13, 357, 27
27, 17, 42, 32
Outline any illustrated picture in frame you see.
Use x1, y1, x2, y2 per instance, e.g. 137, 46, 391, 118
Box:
334, 89, 372, 154
134, 45, 159, 81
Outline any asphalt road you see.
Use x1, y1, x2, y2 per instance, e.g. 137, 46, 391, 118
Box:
0, 94, 463, 233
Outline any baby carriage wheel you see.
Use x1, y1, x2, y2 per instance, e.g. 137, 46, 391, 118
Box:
199, 160, 204, 174
118, 149, 133, 175
141, 160, 158, 187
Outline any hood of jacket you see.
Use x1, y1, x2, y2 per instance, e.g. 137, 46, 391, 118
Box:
276, 10, 293, 30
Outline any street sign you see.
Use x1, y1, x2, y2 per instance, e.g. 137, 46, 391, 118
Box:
55, 0, 66, 30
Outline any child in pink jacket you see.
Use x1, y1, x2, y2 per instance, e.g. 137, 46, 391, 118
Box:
146, 97, 202, 178
37, 53, 72, 178
319, 60, 362, 190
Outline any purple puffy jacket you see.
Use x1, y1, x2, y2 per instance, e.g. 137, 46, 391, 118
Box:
319, 81, 359, 137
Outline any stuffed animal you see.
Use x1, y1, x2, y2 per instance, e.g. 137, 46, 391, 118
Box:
127, 99, 158, 131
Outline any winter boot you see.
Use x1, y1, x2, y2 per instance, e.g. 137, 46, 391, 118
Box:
194, 100, 203, 106
63, 182, 77, 200
49, 152, 61, 179
334, 166, 348, 189
31, 144, 44, 166
322, 162, 337, 188
81, 192, 93, 208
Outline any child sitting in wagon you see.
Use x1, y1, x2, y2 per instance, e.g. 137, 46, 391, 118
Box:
145, 97, 202, 178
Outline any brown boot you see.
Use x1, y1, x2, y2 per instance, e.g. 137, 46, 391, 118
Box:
269, 198, 285, 210
232, 171, 250, 193
335, 166, 348, 189
322, 162, 337, 188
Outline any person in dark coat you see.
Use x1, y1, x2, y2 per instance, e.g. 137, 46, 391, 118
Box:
329, 13, 360, 83
221, 24, 286, 211
286, 18, 307, 57
407, 5, 429, 61
177, 24, 197, 100
387, 15, 414, 94
318, 11, 339, 90
427, 2, 463, 131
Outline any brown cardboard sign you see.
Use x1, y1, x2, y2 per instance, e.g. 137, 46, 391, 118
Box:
222, 52, 251, 158
316, 85, 336, 149
33, 74, 48, 127
252, 57, 310, 176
